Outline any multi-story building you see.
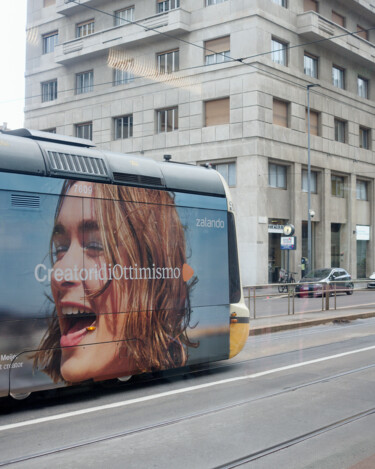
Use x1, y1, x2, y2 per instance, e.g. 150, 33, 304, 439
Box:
25, 0, 375, 285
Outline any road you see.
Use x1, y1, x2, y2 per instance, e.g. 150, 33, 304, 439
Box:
1, 317, 375, 468
248, 287, 375, 318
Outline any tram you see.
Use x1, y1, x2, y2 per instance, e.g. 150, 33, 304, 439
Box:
0, 129, 249, 399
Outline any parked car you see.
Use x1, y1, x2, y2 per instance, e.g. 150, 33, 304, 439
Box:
367, 272, 375, 289
295, 268, 354, 298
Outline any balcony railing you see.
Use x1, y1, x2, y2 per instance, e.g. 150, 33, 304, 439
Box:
297, 11, 375, 66
54, 9, 191, 65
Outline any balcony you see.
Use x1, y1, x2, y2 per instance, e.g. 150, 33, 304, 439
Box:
55, 9, 191, 65
351, 0, 375, 16
297, 11, 375, 67
56, 0, 105, 16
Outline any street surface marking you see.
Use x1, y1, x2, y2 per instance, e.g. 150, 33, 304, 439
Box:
1, 344, 375, 432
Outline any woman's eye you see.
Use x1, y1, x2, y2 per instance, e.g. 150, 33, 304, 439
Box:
85, 241, 103, 254
53, 244, 68, 261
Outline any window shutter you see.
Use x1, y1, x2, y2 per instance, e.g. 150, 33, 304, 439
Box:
273, 99, 288, 127
332, 11, 345, 27
205, 36, 230, 55
303, 0, 318, 12
205, 98, 230, 126
356, 25, 368, 40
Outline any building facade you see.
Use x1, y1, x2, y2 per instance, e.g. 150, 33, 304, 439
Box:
25, 0, 375, 285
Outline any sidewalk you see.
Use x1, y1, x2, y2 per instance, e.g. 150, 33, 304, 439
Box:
249, 306, 375, 335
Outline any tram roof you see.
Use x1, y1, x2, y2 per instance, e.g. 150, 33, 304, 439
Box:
0, 129, 225, 197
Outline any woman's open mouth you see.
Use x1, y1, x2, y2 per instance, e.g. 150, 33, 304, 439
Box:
59, 307, 96, 347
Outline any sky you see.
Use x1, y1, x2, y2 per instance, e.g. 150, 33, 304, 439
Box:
0, 1, 27, 130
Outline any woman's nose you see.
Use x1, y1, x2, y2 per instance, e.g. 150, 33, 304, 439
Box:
53, 242, 83, 288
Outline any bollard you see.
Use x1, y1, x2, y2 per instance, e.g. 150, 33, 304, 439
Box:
292, 288, 295, 315
253, 286, 256, 319
334, 284, 337, 310
325, 283, 330, 310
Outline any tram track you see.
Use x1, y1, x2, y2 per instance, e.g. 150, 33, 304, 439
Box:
2, 325, 375, 417
214, 407, 375, 468
1, 362, 375, 467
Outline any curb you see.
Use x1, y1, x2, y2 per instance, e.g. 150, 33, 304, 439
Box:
249, 311, 375, 336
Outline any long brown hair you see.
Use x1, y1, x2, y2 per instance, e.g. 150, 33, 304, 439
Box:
34, 180, 197, 383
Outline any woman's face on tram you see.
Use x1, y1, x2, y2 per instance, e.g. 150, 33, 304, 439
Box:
51, 181, 132, 382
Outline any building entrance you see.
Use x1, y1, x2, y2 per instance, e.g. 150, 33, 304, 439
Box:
331, 223, 342, 267
268, 219, 288, 283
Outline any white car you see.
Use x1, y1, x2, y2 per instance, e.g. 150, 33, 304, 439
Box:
367, 272, 375, 288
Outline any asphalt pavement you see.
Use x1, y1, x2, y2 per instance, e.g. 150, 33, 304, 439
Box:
249, 287, 375, 335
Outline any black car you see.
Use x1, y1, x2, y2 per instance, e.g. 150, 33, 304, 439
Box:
295, 268, 354, 298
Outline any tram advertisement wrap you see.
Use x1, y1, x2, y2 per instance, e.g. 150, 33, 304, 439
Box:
0, 174, 230, 395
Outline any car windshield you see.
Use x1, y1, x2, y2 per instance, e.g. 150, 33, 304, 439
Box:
304, 268, 331, 279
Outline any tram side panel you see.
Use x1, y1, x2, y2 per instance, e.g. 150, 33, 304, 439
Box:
0, 182, 60, 397
0, 173, 233, 397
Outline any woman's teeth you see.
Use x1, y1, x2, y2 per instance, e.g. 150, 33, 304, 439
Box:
62, 307, 91, 315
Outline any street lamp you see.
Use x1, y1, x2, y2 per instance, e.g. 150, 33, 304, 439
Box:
307, 83, 320, 272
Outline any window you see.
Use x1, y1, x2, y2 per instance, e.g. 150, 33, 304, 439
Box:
114, 68, 134, 85
273, 99, 288, 127
305, 109, 319, 136
157, 107, 178, 133
43, 0, 55, 6
42, 31, 58, 54
76, 71, 93, 94
302, 170, 317, 193
359, 127, 370, 149
114, 115, 133, 140
212, 162, 236, 186
357, 77, 368, 99
332, 11, 345, 27
205, 98, 230, 126
114, 7, 134, 26
42, 128, 56, 133
304, 53, 318, 78
334, 119, 346, 143
206, 0, 227, 4
272, 0, 287, 6
205, 37, 230, 65
304, 0, 318, 12
76, 122, 93, 140
76, 20, 95, 38
157, 50, 179, 73
356, 180, 368, 200
331, 175, 344, 197
271, 38, 287, 66
356, 25, 368, 41
157, 0, 180, 13
269, 163, 287, 189
41, 79, 57, 102
332, 66, 345, 89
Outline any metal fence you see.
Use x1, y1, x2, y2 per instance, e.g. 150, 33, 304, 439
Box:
243, 279, 372, 319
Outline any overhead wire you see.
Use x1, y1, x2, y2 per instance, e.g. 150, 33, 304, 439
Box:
4, 1, 375, 114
